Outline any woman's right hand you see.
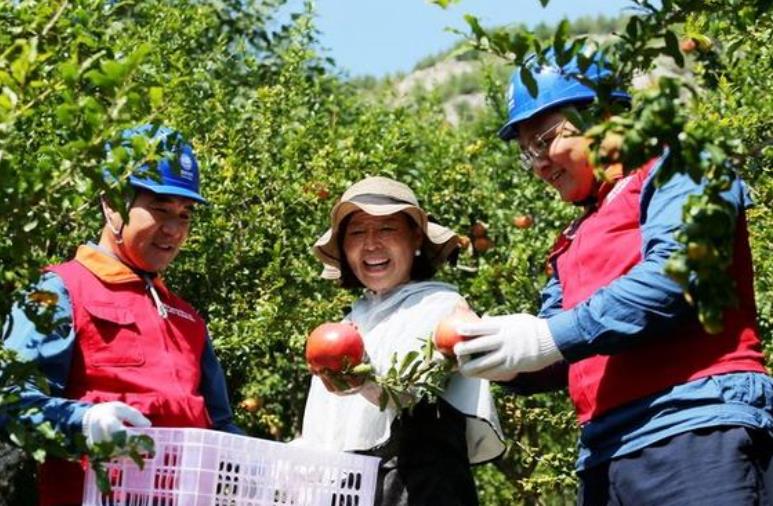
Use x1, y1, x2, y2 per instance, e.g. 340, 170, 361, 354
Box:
320, 376, 412, 412
318, 369, 369, 395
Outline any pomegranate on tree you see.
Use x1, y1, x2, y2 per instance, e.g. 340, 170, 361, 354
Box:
512, 215, 534, 229
470, 221, 488, 238
473, 236, 493, 253
433, 308, 481, 358
239, 397, 262, 413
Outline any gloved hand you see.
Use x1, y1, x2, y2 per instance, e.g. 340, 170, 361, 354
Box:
453, 314, 563, 382
82, 401, 152, 446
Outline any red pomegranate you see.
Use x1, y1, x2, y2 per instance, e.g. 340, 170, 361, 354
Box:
305, 322, 365, 374
433, 309, 481, 358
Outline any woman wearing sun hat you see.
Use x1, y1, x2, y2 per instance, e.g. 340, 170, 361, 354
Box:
298, 176, 505, 506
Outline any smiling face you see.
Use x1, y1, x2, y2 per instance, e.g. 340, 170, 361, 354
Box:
101, 190, 196, 273
341, 211, 423, 294
518, 110, 596, 203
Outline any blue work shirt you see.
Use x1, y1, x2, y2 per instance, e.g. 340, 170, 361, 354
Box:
510, 164, 773, 470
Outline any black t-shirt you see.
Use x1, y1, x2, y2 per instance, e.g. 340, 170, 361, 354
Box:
362, 398, 478, 506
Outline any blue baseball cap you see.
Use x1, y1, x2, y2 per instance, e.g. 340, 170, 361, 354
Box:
110, 124, 207, 204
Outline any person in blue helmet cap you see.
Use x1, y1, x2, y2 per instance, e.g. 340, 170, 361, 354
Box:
452, 52, 773, 504
3, 125, 242, 506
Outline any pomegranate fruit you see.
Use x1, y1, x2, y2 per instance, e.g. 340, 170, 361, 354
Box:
239, 397, 262, 413
433, 309, 481, 358
305, 322, 365, 374
512, 215, 534, 229
471, 221, 487, 238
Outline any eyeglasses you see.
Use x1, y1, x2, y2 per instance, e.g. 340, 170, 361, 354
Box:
518, 119, 568, 169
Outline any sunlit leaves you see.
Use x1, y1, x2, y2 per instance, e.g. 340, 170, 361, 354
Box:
461, 0, 773, 334
428, 0, 460, 8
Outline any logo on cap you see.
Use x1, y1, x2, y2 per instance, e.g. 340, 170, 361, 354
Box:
179, 153, 194, 180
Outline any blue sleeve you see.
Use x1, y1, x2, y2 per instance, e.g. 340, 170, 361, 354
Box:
502, 269, 570, 394
547, 159, 747, 362
3, 273, 92, 437
199, 335, 243, 434
537, 270, 564, 319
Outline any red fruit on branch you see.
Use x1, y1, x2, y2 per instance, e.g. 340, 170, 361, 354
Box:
512, 215, 534, 229
471, 221, 487, 238
433, 309, 481, 358
239, 397, 262, 413
473, 237, 493, 253
680, 38, 697, 53
316, 186, 330, 200
305, 322, 365, 374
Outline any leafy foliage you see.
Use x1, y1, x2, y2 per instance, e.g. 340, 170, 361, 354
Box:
373, 338, 456, 412
0, 0, 770, 504
459, 0, 773, 334
1, 348, 153, 496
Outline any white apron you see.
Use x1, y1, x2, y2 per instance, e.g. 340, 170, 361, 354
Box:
299, 281, 505, 464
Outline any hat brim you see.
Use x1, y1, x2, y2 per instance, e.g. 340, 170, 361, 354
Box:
313, 200, 458, 280
129, 179, 208, 204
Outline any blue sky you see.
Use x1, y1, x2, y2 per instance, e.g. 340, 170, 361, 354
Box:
283, 0, 634, 77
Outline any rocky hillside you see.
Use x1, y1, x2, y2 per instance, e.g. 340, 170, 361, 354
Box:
371, 14, 638, 125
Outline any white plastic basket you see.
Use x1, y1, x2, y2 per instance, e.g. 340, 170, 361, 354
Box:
82, 427, 380, 506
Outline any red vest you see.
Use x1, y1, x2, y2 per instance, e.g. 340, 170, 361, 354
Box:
551, 162, 766, 424
38, 245, 211, 506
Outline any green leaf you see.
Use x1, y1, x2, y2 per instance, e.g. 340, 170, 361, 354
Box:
428, 0, 460, 8
625, 16, 640, 41
31, 448, 46, 462
95, 468, 110, 493
562, 108, 587, 131
664, 30, 685, 67
398, 351, 419, 375
464, 15, 485, 39
23, 220, 38, 232
101, 60, 126, 82
84, 69, 110, 88
520, 66, 538, 98
0, 94, 13, 112
111, 430, 127, 446
58, 61, 78, 83
378, 390, 389, 411
508, 32, 533, 62
552, 19, 570, 57
405, 359, 423, 380
149, 87, 164, 109
0, 70, 14, 87
576, 52, 592, 73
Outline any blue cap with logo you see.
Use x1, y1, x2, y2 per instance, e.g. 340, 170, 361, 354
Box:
115, 124, 207, 204
498, 50, 631, 141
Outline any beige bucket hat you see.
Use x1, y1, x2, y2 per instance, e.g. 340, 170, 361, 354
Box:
312, 176, 459, 280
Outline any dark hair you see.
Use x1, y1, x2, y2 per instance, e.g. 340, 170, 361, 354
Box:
336, 212, 436, 290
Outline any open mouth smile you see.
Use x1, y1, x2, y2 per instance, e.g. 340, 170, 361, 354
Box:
363, 257, 390, 272
153, 243, 176, 253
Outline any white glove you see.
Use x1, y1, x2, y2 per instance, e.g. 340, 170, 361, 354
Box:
82, 401, 152, 446
453, 314, 563, 382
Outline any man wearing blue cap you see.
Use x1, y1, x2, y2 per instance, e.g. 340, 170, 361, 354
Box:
453, 54, 773, 504
4, 125, 240, 506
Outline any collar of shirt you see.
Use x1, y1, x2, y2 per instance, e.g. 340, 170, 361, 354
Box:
75, 243, 169, 297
